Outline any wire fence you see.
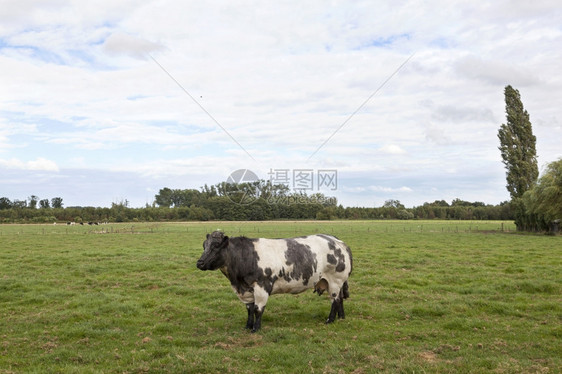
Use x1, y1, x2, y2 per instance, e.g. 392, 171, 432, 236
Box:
0, 221, 518, 237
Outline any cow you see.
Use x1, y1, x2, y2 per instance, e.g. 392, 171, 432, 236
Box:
196, 231, 352, 332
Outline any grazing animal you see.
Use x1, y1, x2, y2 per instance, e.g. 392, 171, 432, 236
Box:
196, 231, 352, 332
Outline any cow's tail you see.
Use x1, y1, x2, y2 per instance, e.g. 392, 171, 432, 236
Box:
341, 280, 350, 299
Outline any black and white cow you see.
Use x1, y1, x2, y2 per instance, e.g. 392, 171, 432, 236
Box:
196, 231, 352, 332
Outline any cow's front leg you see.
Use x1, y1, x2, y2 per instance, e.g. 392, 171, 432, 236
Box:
245, 303, 255, 330
251, 285, 269, 333
252, 305, 266, 333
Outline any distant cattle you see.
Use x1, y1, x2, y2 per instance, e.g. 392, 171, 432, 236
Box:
197, 231, 352, 332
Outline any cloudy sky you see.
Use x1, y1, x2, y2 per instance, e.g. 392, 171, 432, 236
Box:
1, 1, 561, 208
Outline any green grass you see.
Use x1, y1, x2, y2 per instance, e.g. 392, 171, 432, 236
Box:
0, 221, 560, 373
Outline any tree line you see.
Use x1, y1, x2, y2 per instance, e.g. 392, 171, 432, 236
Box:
0, 183, 514, 223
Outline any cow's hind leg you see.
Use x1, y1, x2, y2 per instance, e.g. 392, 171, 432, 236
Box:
326, 285, 347, 324
337, 287, 346, 319
326, 298, 341, 324
245, 303, 255, 330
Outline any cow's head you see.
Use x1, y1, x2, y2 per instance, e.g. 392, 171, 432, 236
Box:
196, 231, 229, 271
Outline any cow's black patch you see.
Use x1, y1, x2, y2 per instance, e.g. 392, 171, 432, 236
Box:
278, 268, 287, 281
318, 234, 348, 273
259, 267, 277, 294
223, 237, 261, 295
284, 239, 317, 285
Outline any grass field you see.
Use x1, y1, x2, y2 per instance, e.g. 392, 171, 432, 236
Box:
0, 221, 560, 373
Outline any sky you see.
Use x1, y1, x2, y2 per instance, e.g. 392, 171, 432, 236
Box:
1, 0, 561, 208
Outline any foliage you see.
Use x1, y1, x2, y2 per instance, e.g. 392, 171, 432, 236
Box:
39, 198, 50, 209
521, 158, 562, 232
27, 195, 39, 209
498, 85, 539, 200
0, 193, 514, 223
51, 197, 64, 209
0, 221, 560, 373
0, 179, 515, 223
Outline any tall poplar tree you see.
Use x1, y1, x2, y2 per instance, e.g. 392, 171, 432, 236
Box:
498, 85, 539, 199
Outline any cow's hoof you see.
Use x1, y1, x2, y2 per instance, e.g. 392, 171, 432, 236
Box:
325, 318, 335, 324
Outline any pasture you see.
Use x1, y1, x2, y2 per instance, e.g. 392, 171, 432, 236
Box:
0, 221, 560, 373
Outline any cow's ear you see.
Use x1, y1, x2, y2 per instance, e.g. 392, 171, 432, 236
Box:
221, 235, 229, 247
206, 233, 210, 239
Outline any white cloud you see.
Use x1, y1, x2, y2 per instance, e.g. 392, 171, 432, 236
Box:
424, 123, 453, 146
0, 157, 59, 171
103, 32, 165, 60
368, 186, 412, 193
455, 55, 541, 87
379, 144, 406, 155
343, 185, 412, 194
